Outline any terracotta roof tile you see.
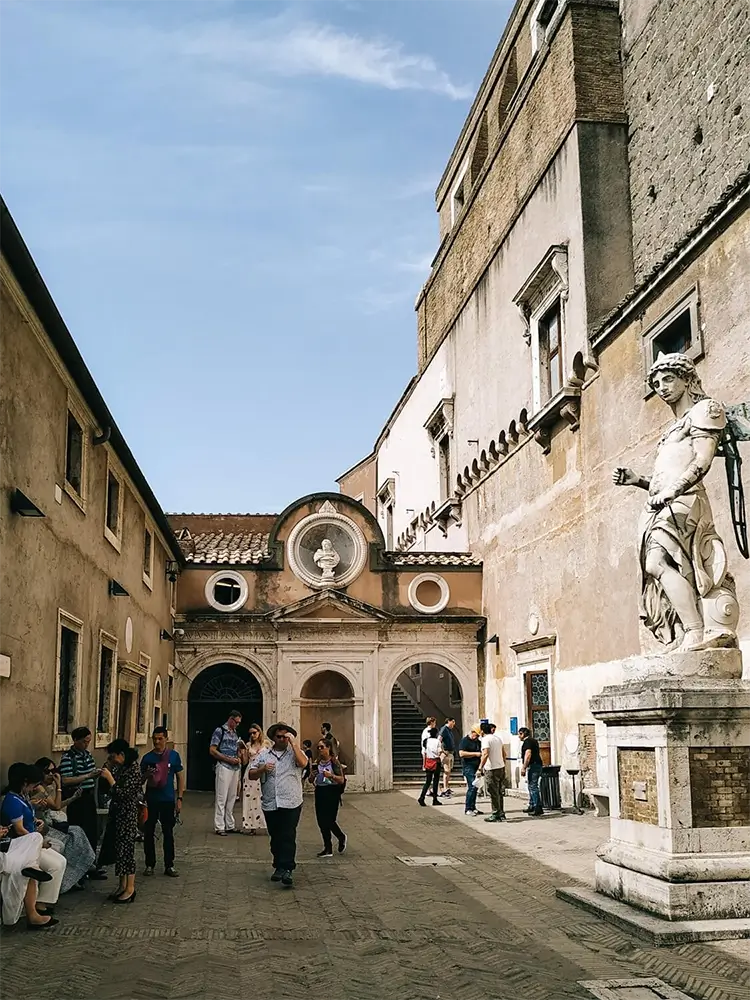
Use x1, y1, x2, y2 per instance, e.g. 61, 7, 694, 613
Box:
184, 531, 272, 565
385, 551, 482, 568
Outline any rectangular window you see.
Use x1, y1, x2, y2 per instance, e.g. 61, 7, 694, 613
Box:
386, 504, 394, 550
538, 299, 563, 404
137, 675, 147, 734
97, 643, 115, 734
642, 288, 703, 391
65, 412, 83, 495
143, 526, 153, 585
104, 469, 122, 547
438, 434, 452, 501
55, 614, 82, 740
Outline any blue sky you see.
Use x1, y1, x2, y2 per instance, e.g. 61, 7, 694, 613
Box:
1, 0, 512, 513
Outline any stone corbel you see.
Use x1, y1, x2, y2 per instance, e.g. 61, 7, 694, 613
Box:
550, 248, 569, 302
526, 384, 581, 455
433, 497, 463, 537
516, 300, 532, 346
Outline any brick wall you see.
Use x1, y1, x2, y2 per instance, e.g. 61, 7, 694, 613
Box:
417, 3, 625, 371
617, 748, 658, 824
622, 0, 750, 281
689, 747, 750, 828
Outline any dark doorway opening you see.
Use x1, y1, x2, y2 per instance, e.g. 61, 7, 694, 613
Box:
187, 663, 263, 790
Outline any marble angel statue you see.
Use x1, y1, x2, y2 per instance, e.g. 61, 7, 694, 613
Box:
613, 352, 748, 651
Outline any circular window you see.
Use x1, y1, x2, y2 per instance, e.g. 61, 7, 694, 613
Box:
287, 510, 367, 589
205, 571, 248, 613
407, 573, 450, 614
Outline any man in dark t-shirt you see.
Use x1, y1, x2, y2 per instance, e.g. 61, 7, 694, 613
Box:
458, 725, 483, 816
519, 727, 544, 816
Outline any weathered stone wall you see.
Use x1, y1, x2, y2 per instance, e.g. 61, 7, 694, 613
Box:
617, 748, 658, 824
418, 2, 625, 371
0, 266, 175, 770
621, 0, 750, 281
689, 746, 750, 828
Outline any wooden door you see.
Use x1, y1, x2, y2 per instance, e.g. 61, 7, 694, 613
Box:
524, 670, 551, 765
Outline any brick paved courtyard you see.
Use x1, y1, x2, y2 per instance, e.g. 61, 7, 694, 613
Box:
3, 792, 749, 1000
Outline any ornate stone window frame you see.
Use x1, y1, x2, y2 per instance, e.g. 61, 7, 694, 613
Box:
408, 573, 451, 615
377, 477, 396, 511
52, 609, 84, 752
514, 245, 579, 453
424, 397, 455, 451
95, 629, 118, 748
286, 508, 368, 590
531, 0, 566, 55
205, 569, 249, 613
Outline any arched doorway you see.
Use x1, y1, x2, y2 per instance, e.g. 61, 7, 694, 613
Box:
187, 663, 263, 790
299, 670, 355, 774
391, 662, 463, 783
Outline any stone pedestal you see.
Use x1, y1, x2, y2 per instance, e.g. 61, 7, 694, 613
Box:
558, 649, 750, 941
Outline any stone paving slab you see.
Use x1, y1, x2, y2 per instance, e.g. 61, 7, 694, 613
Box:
2, 791, 749, 1000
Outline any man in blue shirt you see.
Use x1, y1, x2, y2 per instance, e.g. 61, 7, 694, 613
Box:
438, 718, 457, 798
210, 710, 242, 835
141, 727, 184, 877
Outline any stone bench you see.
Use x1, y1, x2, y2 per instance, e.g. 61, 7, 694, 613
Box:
582, 787, 610, 817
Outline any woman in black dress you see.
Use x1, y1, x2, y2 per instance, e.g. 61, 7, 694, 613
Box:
99, 741, 140, 903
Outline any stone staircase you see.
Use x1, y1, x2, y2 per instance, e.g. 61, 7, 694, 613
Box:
391, 683, 427, 784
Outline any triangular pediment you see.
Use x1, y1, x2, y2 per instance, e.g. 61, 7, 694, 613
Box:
267, 589, 391, 623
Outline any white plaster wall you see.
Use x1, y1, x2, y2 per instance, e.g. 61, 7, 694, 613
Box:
451, 132, 586, 474
375, 342, 466, 550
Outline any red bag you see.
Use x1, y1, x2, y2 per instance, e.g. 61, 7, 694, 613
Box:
424, 757, 438, 772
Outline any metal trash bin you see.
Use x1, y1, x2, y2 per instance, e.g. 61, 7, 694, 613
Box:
540, 765, 562, 810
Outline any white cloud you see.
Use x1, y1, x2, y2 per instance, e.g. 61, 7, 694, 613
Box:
174, 17, 472, 100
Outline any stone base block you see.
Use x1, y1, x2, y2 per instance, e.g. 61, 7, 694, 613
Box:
557, 887, 750, 945
595, 858, 750, 920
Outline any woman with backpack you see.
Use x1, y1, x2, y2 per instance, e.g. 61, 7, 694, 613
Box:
417, 728, 443, 807
309, 739, 347, 858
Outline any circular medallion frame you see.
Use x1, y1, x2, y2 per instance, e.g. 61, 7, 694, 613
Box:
287, 510, 368, 590
205, 570, 249, 613
407, 573, 450, 615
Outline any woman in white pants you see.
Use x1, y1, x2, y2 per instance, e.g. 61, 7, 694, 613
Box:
0, 828, 60, 928
1, 764, 67, 920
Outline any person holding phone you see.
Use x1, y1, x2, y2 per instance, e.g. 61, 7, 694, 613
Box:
309, 739, 346, 858
59, 726, 106, 880
246, 723, 307, 888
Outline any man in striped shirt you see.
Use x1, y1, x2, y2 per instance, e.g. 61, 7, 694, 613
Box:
59, 726, 106, 879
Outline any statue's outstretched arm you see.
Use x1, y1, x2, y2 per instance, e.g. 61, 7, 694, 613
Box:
613, 467, 650, 490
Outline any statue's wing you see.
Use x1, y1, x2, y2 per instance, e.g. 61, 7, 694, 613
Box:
726, 402, 750, 440
719, 410, 749, 559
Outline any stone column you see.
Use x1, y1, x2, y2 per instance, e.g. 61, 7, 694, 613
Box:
588, 648, 750, 923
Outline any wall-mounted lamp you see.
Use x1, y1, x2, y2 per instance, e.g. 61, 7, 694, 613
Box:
160, 629, 173, 641
165, 561, 179, 583
487, 634, 500, 653
11, 489, 45, 517
109, 580, 129, 597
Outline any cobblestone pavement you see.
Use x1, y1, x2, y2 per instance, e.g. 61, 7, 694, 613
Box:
3, 791, 749, 1000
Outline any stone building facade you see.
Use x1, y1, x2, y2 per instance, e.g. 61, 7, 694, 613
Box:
0, 200, 183, 773
339, 0, 750, 801
168, 498, 483, 791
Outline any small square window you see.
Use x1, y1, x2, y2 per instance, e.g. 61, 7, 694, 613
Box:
643, 288, 703, 393
65, 412, 83, 495
650, 308, 692, 360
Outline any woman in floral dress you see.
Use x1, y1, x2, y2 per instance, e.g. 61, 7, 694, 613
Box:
99, 740, 141, 903
241, 725, 268, 834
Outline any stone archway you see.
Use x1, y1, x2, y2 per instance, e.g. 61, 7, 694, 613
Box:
187, 663, 263, 790
299, 670, 356, 774
391, 662, 464, 783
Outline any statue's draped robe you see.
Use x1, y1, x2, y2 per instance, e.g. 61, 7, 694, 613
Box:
639, 397, 728, 643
